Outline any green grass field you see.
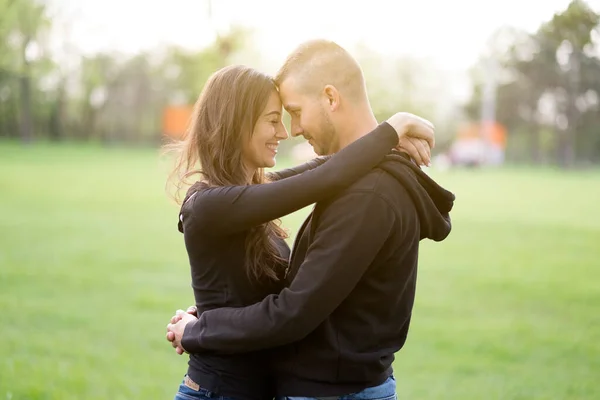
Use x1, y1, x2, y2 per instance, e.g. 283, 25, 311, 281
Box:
1, 141, 599, 399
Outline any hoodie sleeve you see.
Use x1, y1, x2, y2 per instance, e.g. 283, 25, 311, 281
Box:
183, 123, 398, 236
180, 190, 397, 353
266, 156, 332, 181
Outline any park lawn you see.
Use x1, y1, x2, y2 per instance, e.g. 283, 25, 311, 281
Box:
0, 142, 599, 399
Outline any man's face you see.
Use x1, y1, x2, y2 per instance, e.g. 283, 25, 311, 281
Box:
279, 77, 337, 156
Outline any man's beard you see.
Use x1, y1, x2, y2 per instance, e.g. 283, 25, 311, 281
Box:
313, 108, 337, 156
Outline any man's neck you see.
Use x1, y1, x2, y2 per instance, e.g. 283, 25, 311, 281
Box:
335, 109, 379, 152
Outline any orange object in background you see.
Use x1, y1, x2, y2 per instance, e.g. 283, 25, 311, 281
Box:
457, 121, 507, 149
162, 105, 194, 139
486, 122, 507, 149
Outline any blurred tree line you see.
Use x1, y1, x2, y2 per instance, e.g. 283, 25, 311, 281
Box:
466, 0, 600, 167
0, 0, 248, 145
0, 0, 443, 151
0, 0, 599, 167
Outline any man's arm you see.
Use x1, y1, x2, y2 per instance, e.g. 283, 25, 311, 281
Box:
181, 189, 397, 354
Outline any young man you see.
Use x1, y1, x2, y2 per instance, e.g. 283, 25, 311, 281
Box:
167, 40, 455, 399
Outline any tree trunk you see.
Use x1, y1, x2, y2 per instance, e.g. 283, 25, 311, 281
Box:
560, 99, 577, 168
18, 74, 32, 143
48, 90, 64, 142
19, 35, 33, 144
529, 124, 542, 164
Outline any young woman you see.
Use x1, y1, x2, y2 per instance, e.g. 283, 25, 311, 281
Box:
165, 64, 433, 400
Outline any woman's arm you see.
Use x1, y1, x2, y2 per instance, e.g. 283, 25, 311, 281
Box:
182, 122, 398, 236
183, 107, 438, 236
266, 156, 332, 181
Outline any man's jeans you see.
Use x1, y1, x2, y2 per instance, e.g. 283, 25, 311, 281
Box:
283, 376, 397, 400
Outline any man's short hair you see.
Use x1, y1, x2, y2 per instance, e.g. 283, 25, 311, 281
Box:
275, 39, 367, 101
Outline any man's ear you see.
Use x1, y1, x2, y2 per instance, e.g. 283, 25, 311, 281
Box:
323, 85, 340, 111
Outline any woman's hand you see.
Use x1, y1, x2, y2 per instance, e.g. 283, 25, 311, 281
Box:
385, 112, 435, 166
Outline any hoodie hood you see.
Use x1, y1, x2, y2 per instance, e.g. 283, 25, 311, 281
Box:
378, 151, 455, 241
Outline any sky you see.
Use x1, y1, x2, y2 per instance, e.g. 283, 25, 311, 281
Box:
46, 0, 600, 104
49, 0, 600, 69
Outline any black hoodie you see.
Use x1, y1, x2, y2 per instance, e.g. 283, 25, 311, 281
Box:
182, 148, 455, 397
379, 150, 454, 241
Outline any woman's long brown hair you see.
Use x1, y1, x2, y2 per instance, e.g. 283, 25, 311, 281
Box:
165, 65, 288, 282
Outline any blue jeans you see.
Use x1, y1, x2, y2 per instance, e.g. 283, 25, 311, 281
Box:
283, 376, 397, 400
173, 376, 237, 400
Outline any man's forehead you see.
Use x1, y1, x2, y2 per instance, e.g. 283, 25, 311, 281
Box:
279, 78, 303, 110
279, 76, 302, 96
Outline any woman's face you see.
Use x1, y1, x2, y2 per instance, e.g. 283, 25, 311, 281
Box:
243, 90, 289, 171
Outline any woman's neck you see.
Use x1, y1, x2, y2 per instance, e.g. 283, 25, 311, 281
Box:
243, 163, 258, 185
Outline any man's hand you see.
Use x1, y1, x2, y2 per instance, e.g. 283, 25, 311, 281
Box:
385, 112, 435, 166
166, 309, 198, 355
